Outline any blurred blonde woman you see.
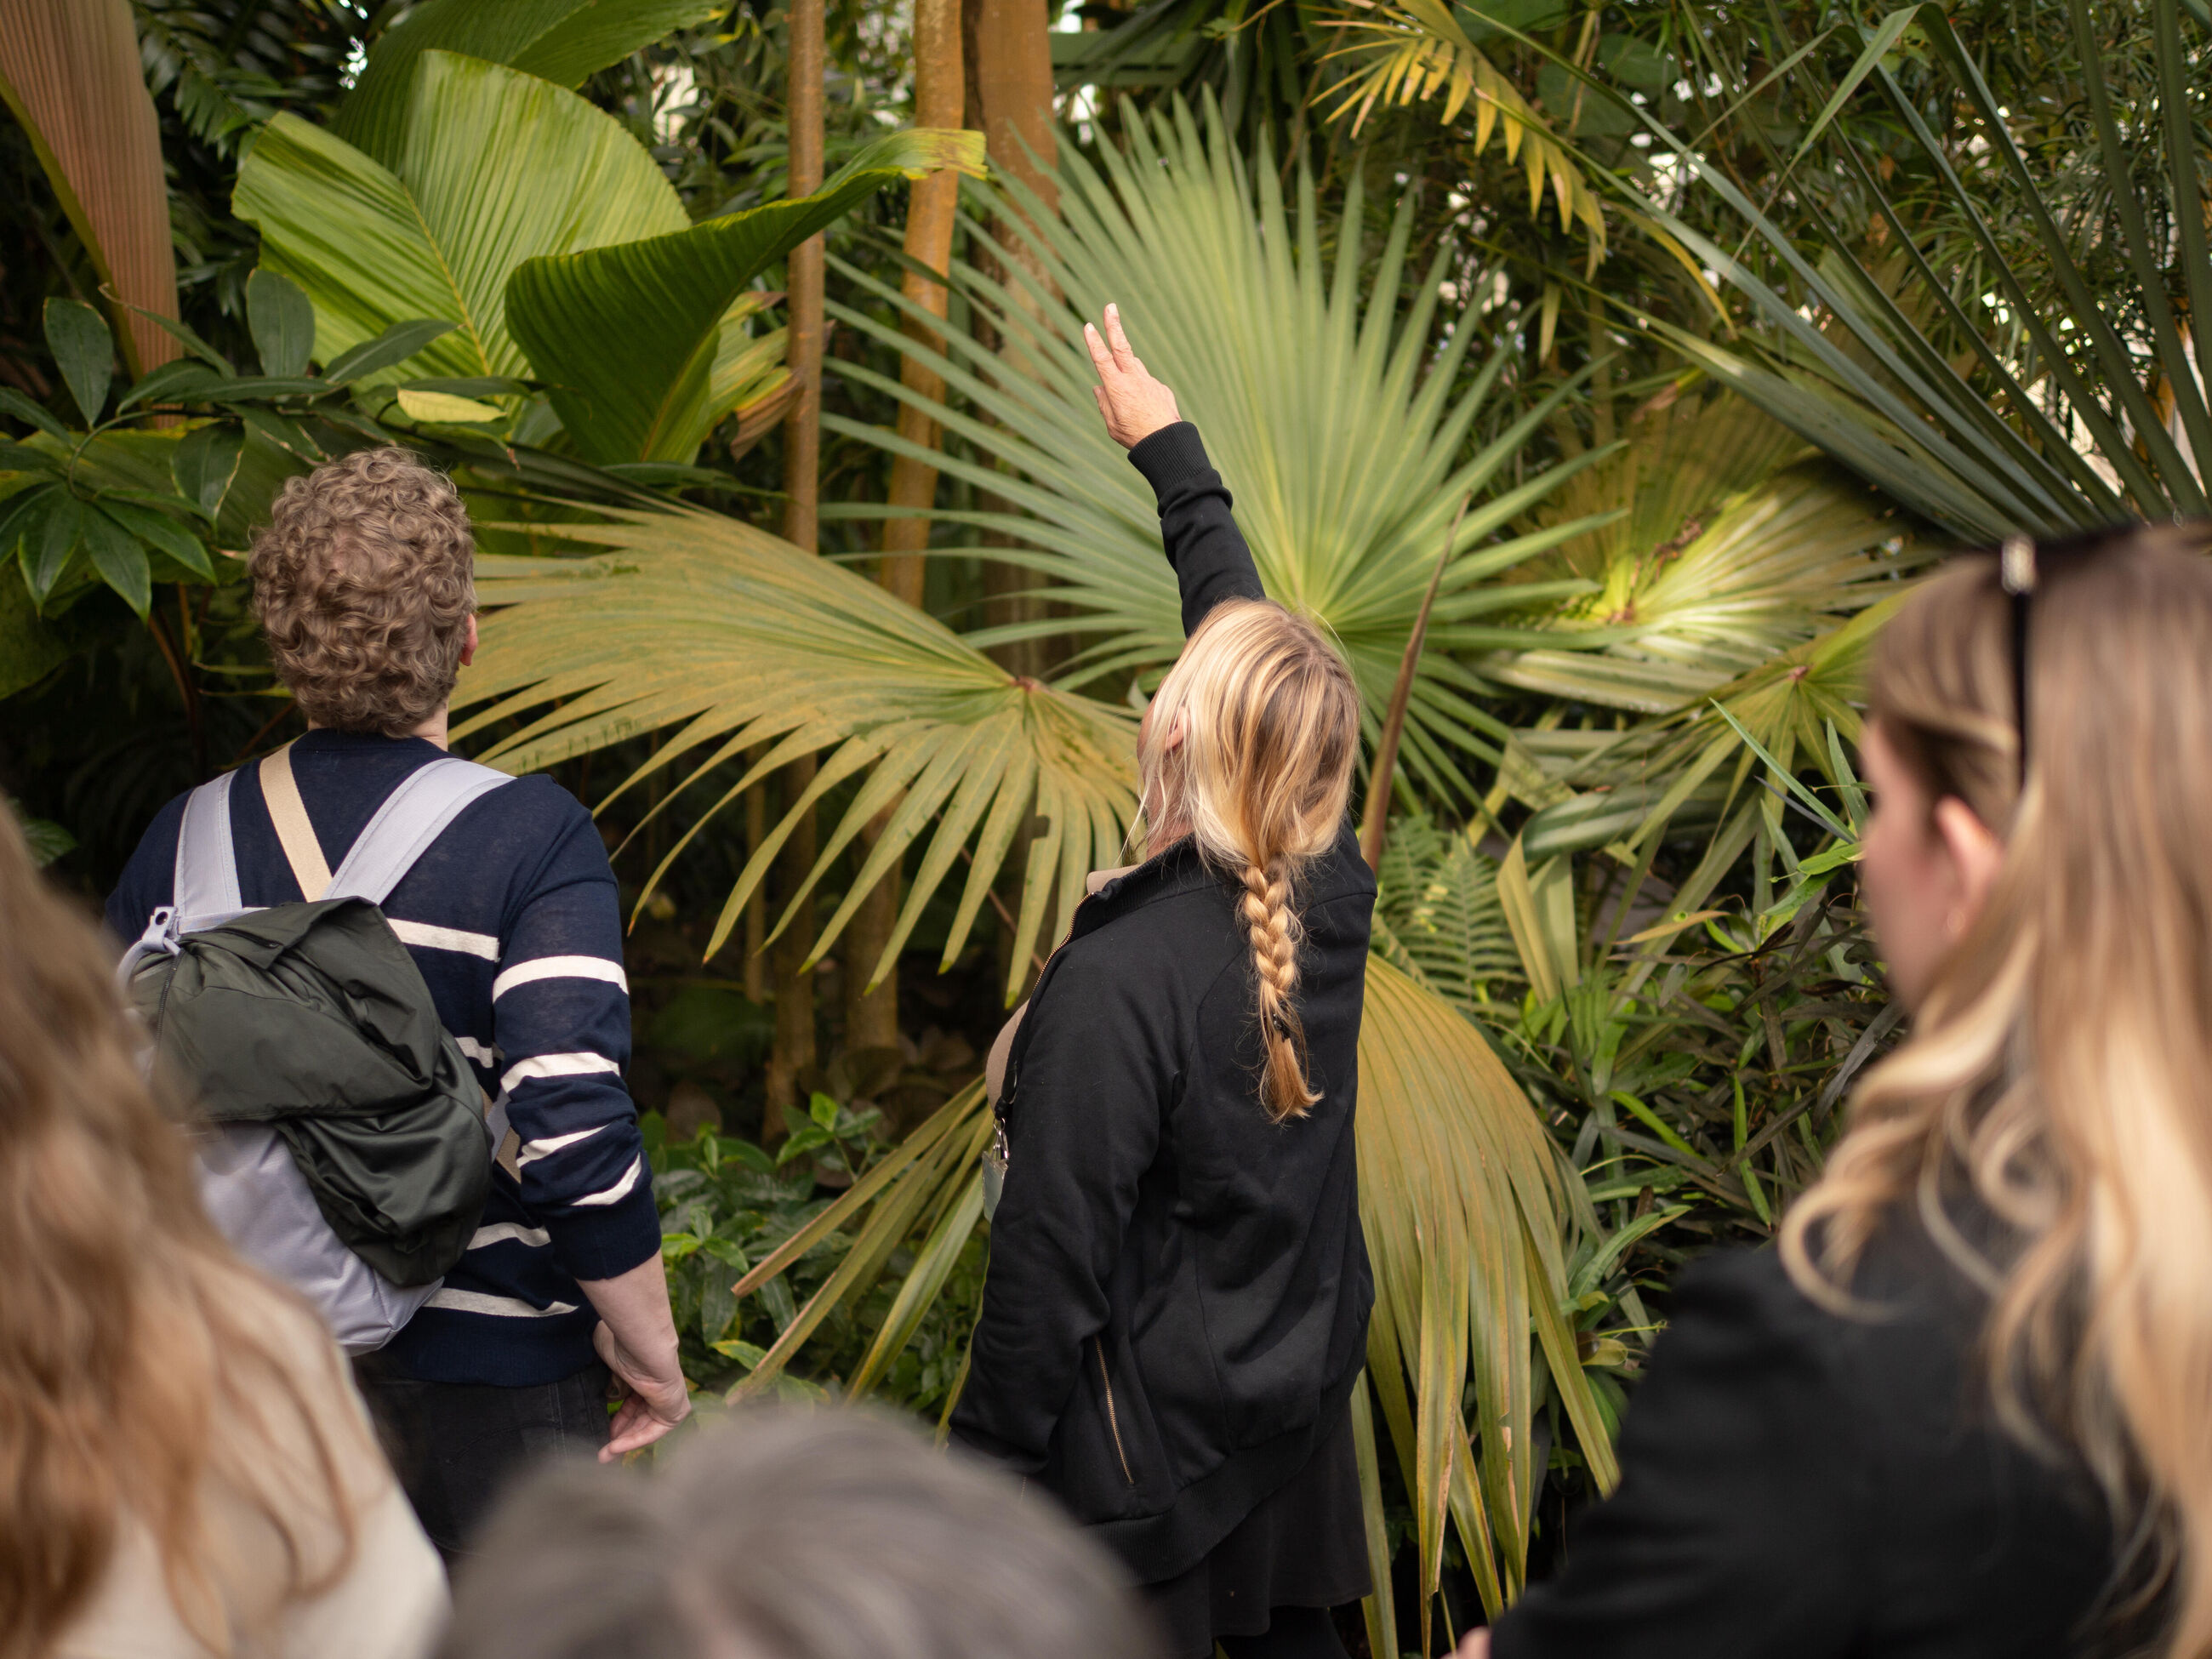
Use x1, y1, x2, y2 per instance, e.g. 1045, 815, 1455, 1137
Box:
950, 309, 1375, 1659
1474, 526, 2212, 1659
0, 807, 445, 1659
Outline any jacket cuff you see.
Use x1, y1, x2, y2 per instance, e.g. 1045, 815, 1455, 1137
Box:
546, 1176, 664, 1283
1127, 421, 1217, 503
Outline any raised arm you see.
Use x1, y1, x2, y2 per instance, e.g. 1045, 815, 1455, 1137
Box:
1085, 304, 1264, 636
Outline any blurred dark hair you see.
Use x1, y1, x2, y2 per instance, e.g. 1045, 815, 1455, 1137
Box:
440, 1406, 1161, 1659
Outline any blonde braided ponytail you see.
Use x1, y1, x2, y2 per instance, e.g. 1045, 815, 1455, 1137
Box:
1240, 857, 1319, 1120
1137, 599, 1360, 1124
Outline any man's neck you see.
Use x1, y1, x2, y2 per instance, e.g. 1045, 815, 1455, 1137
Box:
303, 707, 452, 751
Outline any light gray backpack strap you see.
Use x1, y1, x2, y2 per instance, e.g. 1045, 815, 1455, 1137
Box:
174, 769, 248, 930
324, 755, 512, 906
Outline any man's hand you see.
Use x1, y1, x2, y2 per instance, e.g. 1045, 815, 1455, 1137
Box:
1084, 303, 1182, 450
594, 1318, 690, 1460
579, 1254, 691, 1460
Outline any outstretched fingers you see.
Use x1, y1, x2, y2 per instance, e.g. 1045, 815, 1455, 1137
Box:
1103, 302, 1142, 373
1083, 317, 1118, 383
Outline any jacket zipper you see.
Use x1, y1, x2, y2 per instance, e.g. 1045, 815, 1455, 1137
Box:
1094, 1339, 1136, 1485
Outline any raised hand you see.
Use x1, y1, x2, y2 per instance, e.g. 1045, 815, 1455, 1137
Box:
1083, 302, 1182, 450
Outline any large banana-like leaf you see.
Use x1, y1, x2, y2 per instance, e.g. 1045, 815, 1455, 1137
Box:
453, 509, 1138, 996
334, 0, 724, 165
715, 955, 1614, 1638
507, 128, 985, 464
1632, 0, 2212, 539
0, 0, 180, 375
233, 50, 688, 386
823, 96, 1623, 810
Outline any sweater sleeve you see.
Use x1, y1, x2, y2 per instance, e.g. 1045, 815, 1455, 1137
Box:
949, 947, 1172, 1476
487, 801, 661, 1283
1127, 421, 1266, 636
1489, 1250, 1867, 1659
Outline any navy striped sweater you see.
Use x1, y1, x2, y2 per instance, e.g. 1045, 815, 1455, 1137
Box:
108, 729, 660, 1387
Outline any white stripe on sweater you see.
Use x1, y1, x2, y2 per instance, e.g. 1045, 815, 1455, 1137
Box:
492, 955, 630, 1001
516, 1126, 604, 1167
572, 1154, 644, 1209
425, 1287, 578, 1319
500, 1052, 620, 1094
454, 1035, 499, 1067
467, 1222, 551, 1250
390, 918, 500, 960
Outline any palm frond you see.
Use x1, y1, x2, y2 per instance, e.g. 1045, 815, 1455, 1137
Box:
822, 94, 1622, 811
1319, 0, 1606, 265
1631, 0, 2212, 538
1481, 389, 1910, 714
452, 509, 1137, 998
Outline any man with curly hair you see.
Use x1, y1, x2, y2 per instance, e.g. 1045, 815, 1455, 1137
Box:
108, 447, 687, 1559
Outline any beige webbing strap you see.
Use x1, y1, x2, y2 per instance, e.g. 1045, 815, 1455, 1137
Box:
259, 742, 333, 901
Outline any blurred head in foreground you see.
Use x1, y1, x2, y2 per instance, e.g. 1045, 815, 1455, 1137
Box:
440, 1405, 1161, 1659
1792, 522, 2212, 1654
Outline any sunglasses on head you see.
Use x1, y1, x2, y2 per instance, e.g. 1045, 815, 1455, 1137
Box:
2001, 534, 2036, 786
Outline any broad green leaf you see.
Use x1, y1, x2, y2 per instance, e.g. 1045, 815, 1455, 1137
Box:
27, 491, 80, 606
96, 498, 214, 581
334, 0, 724, 166
234, 52, 688, 391
395, 387, 505, 424
117, 359, 225, 413
43, 299, 112, 426
322, 319, 459, 385
0, 388, 71, 443
247, 268, 316, 378
506, 127, 985, 464
173, 424, 243, 520
454, 507, 1139, 993
79, 504, 150, 614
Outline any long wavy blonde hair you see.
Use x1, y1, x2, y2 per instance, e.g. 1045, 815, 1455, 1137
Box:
1782, 523, 2212, 1654
0, 807, 365, 1656
1137, 599, 1360, 1120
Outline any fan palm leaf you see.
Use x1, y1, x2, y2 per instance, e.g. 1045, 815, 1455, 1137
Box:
820, 95, 1627, 812
451, 510, 1138, 996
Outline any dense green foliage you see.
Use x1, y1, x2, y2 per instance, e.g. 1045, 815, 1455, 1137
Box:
6, 0, 2200, 1647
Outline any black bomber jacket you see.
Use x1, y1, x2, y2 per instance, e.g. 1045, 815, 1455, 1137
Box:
947, 424, 1377, 1583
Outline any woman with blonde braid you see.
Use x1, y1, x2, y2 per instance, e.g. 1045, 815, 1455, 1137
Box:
951, 308, 1375, 1659
1466, 525, 2212, 1658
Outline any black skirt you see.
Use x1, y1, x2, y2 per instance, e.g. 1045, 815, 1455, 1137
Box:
1142, 1401, 1371, 1659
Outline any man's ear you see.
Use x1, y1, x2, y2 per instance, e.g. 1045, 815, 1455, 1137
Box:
460, 613, 479, 669
1932, 793, 2005, 938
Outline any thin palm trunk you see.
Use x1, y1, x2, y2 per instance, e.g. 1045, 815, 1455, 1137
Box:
767, 0, 827, 1126
848, 0, 969, 1054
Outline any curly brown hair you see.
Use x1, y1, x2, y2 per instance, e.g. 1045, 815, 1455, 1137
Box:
250, 447, 476, 737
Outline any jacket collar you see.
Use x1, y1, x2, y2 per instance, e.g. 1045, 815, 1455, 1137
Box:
1068, 837, 1218, 943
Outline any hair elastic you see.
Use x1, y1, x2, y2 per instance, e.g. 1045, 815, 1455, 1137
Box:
2000, 534, 2037, 783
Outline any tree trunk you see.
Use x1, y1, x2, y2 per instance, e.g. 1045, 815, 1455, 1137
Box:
962, 0, 1063, 694
846, 0, 969, 1057
962, 0, 1069, 1000
767, 0, 826, 1129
